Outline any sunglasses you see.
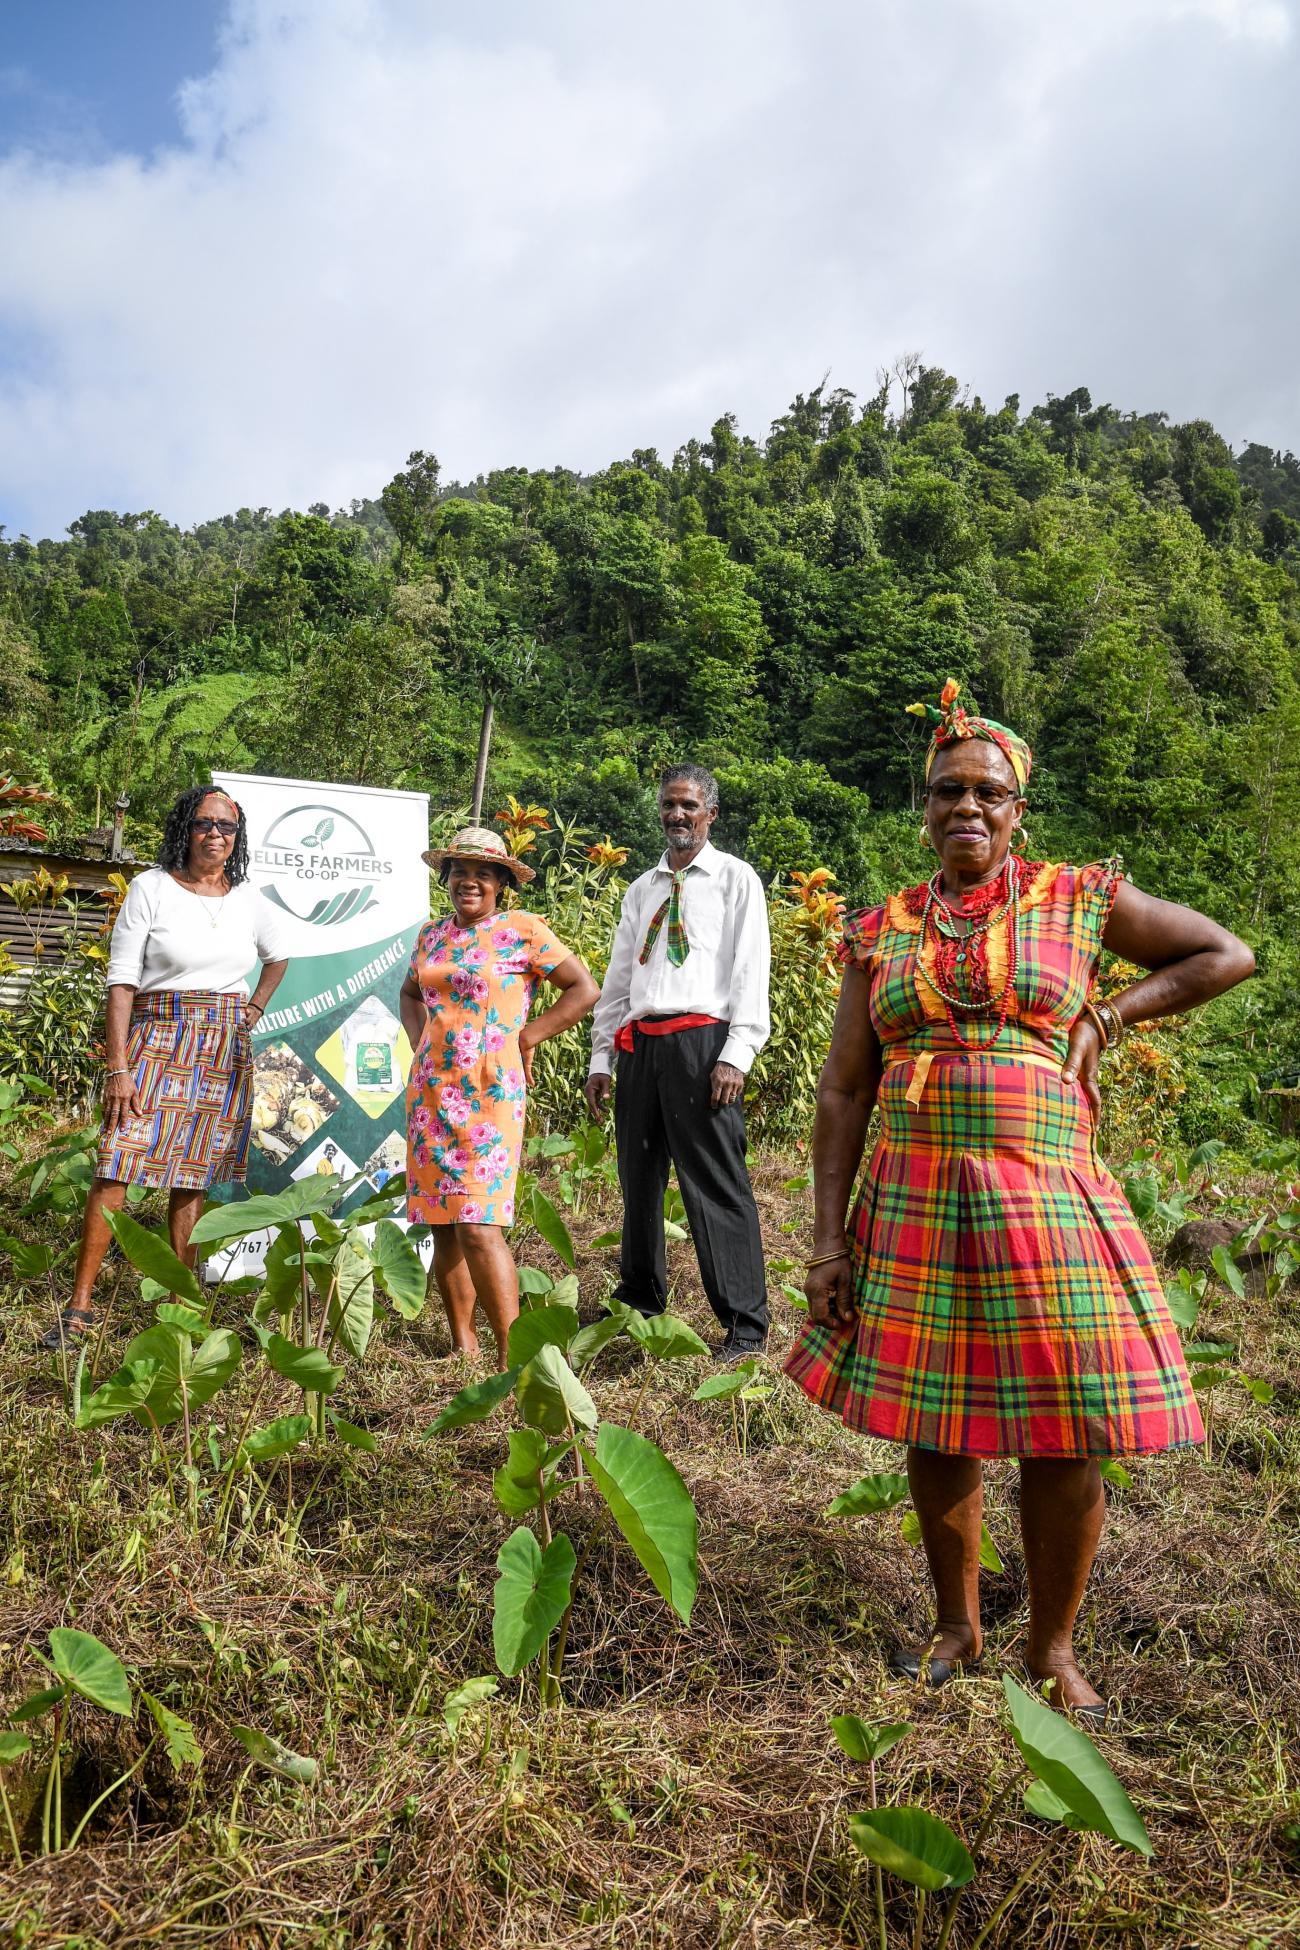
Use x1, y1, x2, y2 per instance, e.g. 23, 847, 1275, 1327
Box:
925, 781, 1019, 809
191, 817, 239, 837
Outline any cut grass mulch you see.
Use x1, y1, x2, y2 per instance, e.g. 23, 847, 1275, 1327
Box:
0, 1159, 1297, 1948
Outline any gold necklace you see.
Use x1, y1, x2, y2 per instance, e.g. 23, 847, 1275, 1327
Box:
179, 874, 227, 929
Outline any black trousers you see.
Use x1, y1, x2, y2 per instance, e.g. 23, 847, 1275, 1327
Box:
613, 1019, 768, 1344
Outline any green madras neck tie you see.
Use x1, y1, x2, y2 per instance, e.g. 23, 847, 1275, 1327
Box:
639, 867, 690, 967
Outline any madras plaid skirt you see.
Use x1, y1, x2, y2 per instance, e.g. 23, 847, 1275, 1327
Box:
784, 1049, 1203, 1458
95, 990, 253, 1192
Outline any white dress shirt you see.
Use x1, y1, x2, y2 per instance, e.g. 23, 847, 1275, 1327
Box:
106, 868, 290, 995
589, 842, 771, 1077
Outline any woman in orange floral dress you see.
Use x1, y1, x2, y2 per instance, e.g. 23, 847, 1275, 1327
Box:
399, 827, 598, 1366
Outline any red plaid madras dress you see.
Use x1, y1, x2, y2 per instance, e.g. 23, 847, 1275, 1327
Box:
784, 859, 1203, 1458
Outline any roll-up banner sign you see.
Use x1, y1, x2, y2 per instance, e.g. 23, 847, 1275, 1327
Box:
209, 771, 429, 1276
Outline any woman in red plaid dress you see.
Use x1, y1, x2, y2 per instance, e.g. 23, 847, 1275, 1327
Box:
785, 683, 1254, 1718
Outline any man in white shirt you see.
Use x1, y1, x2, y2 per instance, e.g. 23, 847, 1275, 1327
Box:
585, 765, 771, 1357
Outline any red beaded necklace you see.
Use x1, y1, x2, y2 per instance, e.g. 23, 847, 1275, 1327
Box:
915, 857, 1022, 1051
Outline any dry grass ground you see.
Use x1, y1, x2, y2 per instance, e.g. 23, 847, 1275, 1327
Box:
0, 1154, 1297, 1948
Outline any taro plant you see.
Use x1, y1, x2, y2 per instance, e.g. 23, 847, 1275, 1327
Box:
525, 1122, 619, 1218
827, 1471, 1006, 1589
832, 1676, 1151, 1948
1168, 1260, 1276, 1455
831, 1715, 922, 1948
428, 1285, 704, 1705
1119, 1139, 1228, 1235
692, 1355, 775, 1454
3, 1112, 124, 1350
73, 1173, 423, 1535
514, 1170, 580, 1270
5, 1627, 200, 1858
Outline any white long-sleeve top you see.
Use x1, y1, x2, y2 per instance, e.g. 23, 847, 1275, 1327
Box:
105, 868, 291, 995
589, 842, 771, 1076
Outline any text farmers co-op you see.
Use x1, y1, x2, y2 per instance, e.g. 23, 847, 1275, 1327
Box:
253, 848, 395, 883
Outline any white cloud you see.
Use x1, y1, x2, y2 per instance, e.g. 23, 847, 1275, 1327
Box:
0, 0, 1296, 538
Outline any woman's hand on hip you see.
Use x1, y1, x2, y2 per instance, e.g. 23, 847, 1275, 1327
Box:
805, 1252, 857, 1330
101, 1071, 144, 1136
518, 1026, 537, 1088
1061, 1017, 1104, 1125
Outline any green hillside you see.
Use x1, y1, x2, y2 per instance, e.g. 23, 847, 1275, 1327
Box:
4, 369, 1299, 1081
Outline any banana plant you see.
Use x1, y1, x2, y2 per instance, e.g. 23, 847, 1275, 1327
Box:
834, 1676, 1150, 1949
427, 1297, 703, 1705
6, 1627, 200, 1857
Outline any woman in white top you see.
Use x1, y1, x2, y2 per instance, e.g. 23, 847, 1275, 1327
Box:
42, 786, 290, 1346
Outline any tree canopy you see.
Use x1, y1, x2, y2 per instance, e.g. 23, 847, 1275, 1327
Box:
4, 368, 1299, 1079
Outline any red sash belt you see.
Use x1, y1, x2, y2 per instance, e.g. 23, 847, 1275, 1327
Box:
614, 1012, 722, 1053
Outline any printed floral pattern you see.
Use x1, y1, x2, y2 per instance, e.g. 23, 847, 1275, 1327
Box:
405, 911, 569, 1225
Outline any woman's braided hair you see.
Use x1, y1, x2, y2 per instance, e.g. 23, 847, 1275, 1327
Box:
157, 785, 249, 887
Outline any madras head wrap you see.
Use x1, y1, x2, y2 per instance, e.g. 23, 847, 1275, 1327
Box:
906, 678, 1033, 789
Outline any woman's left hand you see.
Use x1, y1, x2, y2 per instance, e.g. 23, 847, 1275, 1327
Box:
1061, 1016, 1104, 1125
519, 1027, 537, 1088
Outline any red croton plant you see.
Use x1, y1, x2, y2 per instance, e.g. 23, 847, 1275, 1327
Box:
0, 776, 56, 845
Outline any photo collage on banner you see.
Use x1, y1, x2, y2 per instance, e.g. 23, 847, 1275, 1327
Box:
212, 772, 429, 1272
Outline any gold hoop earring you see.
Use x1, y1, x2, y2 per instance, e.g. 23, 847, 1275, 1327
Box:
1012, 823, 1030, 852
919, 825, 932, 849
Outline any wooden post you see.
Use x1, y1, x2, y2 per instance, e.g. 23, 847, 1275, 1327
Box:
471, 696, 494, 825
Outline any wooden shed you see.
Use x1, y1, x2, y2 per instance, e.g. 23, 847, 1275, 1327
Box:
0, 842, 144, 1011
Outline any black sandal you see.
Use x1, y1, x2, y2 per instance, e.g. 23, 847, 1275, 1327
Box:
39, 1307, 96, 1351
889, 1642, 983, 1688
1026, 1667, 1111, 1725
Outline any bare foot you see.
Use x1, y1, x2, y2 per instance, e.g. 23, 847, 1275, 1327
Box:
892, 1622, 982, 1680
922, 1622, 982, 1664
1027, 1657, 1106, 1717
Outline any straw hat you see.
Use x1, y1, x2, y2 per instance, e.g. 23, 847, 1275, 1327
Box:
421, 825, 536, 885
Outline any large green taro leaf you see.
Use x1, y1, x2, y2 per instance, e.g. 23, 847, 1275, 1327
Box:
1002, 1675, 1151, 1855
189, 1175, 349, 1248
491, 1526, 576, 1677
825, 1471, 911, 1517
507, 1302, 581, 1370
847, 1806, 975, 1891
48, 1628, 132, 1715
426, 1367, 520, 1435
516, 1344, 597, 1436
369, 1219, 426, 1318
581, 1422, 697, 1624
104, 1208, 204, 1310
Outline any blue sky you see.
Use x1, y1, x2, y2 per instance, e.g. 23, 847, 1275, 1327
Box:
1, 0, 1298, 541
1, 2, 223, 157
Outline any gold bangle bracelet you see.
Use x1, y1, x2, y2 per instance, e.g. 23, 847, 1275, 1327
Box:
806, 1249, 851, 1269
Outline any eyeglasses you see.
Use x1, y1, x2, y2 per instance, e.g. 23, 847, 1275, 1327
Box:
191, 818, 239, 837
925, 781, 1018, 809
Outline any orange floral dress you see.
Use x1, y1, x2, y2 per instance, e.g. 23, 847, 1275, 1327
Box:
405, 911, 570, 1226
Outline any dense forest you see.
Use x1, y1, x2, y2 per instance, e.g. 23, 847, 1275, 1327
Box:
4, 363, 1300, 1093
